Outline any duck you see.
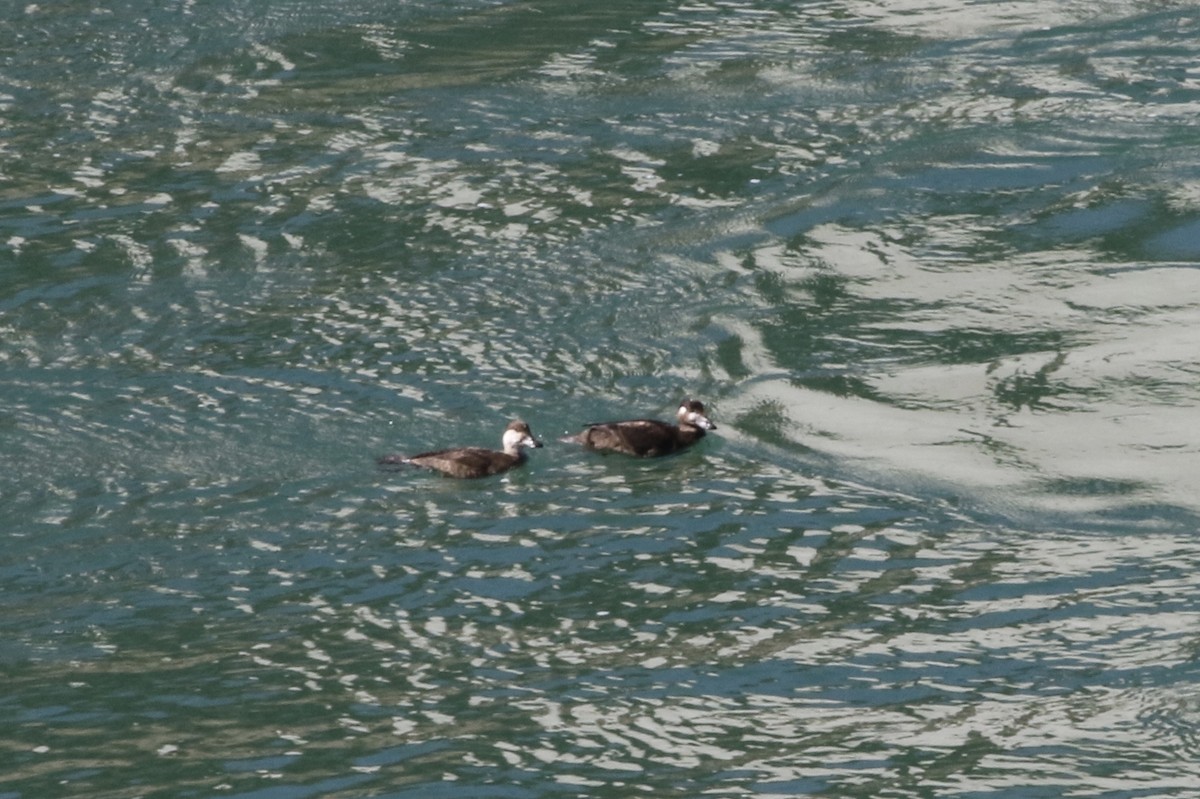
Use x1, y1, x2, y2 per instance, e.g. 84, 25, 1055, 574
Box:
560, 398, 716, 457
378, 420, 543, 479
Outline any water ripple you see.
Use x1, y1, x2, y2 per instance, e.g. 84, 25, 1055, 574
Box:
6, 2, 1200, 797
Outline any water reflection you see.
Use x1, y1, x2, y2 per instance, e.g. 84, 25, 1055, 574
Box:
8, 425, 1200, 796
18, 461, 1200, 794
6, 1, 1200, 797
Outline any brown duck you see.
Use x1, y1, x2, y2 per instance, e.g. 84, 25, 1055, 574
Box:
561, 398, 716, 457
378, 420, 543, 479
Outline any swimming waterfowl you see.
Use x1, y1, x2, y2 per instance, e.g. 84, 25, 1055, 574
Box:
560, 398, 716, 457
378, 420, 543, 479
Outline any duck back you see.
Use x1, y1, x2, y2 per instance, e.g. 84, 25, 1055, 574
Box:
568, 418, 705, 457
383, 447, 525, 479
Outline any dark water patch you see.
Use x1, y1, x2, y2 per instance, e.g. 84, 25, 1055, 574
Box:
1146, 218, 1200, 259
1039, 476, 1152, 498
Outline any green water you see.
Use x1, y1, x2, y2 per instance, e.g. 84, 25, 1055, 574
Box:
4, 1, 1200, 797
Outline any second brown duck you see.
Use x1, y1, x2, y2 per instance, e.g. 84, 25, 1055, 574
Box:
560, 398, 716, 458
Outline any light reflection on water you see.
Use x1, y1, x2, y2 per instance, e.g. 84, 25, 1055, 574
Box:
4, 0, 1200, 797
10, 456, 1200, 795
10, 438, 1200, 791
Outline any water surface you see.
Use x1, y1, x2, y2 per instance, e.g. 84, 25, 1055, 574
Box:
4, 1, 1200, 797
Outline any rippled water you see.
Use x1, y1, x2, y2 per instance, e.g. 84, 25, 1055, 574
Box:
4, 1, 1200, 797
